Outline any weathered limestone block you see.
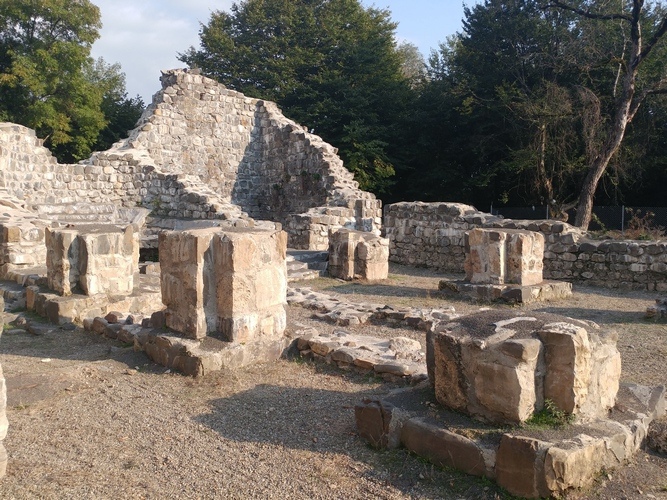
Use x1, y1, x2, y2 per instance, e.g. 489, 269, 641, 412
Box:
159, 228, 219, 338
45, 225, 138, 296
427, 311, 620, 425
465, 228, 544, 285
214, 228, 287, 343
328, 229, 389, 280
160, 227, 287, 341
495, 434, 551, 498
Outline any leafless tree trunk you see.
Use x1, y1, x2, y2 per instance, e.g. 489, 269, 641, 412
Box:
550, 0, 667, 229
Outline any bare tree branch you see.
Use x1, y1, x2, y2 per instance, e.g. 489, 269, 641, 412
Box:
639, 15, 667, 62
545, 0, 632, 22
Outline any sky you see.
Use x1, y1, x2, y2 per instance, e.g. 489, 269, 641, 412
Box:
90, 0, 476, 103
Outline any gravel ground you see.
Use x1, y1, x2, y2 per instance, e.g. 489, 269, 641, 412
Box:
0, 263, 666, 499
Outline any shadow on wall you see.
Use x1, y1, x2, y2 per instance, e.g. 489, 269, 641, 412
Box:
230, 102, 330, 225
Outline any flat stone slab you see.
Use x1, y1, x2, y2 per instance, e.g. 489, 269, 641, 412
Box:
287, 286, 459, 328
22, 272, 162, 325
295, 328, 427, 384
356, 382, 666, 498
439, 279, 572, 304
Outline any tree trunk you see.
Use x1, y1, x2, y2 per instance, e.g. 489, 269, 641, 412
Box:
572, 1, 645, 230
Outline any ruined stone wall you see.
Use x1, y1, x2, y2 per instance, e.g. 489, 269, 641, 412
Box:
0, 68, 381, 272
385, 201, 667, 291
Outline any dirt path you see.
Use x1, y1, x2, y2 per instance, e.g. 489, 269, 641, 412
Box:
0, 264, 666, 499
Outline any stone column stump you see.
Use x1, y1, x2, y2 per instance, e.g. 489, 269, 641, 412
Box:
159, 227, 287, 342
45, 225, 138, 296
465, 228, 544, 285
328, 229, 389, 280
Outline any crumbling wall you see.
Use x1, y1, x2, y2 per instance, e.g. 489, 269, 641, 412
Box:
385, 201, 667, 291
0, 68, 382, 275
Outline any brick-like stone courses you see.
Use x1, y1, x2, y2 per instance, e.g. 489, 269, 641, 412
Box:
385, 201, 667, 291
0, 68, 382, 277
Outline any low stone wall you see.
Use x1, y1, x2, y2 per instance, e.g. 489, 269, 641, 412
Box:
385, 201, 667, 290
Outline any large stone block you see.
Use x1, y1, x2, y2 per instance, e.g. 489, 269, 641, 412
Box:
465, 228, 544, 286
46, 225, 138, 296
427, 311, 620, 425
328, 229, 388, 280
160, 227, 287, 342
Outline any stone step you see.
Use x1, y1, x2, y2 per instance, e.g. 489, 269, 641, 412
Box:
287, 269, 324, 283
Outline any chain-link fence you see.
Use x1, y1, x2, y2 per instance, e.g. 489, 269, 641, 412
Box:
491, 206, 667, 232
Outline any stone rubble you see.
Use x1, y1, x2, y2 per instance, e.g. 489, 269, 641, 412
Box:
646, 298, 667, 319
295, 328, 427, 384
287, 286, 459, 328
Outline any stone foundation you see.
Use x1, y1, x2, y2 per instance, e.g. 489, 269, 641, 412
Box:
45, 225, 139, 296
328, 229, 389, 280
426, 311, 621, 425
159, 227, 287, 341
356, 381, 665, 498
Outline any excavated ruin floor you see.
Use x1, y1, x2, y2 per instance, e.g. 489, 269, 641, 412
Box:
0, 263, 666, 498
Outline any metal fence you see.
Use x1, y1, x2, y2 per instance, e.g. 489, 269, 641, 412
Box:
491, 206, 667, 232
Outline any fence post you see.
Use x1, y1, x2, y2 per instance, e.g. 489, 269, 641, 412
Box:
621, 206, 625, 233
546, 205, 549, 220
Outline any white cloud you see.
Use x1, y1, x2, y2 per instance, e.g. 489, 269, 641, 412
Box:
91, 0, 233, 102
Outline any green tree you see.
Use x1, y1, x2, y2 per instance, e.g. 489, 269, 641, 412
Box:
409, 0, 667, 225
0, 0, 106, 161
86, 58, 145, 153
548, 0, 667, 229
180, 0, 413, 193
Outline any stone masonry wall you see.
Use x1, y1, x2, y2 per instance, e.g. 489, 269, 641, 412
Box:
0, 68, 381, 274
385, 201, 667, 291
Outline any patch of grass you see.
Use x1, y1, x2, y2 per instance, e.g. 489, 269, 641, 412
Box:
523, 399, 574, 429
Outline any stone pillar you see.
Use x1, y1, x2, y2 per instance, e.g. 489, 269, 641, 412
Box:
159, 227, 287, 342
46, 225, 138, 296
328, 229, 389, 280
465, 228, 544, 286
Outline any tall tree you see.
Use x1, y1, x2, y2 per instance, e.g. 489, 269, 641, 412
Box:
85, 58, 145, 153
0, 0, 107, 161
548, 0, 667, 228
180, 0, 413, 193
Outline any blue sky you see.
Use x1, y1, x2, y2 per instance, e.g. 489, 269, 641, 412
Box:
90, 0, 476, 103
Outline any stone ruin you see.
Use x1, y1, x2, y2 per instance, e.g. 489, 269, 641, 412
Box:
327, 228, 389, 281
441, 227, 572, 303
427, 311, 621, 424
0, 69, 663, 494
356, 308, 664, 498
0, 67, 382, 282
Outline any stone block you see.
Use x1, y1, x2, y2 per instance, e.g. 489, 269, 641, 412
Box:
355, 399, 404, 449
45, 225, 138, 296
465, 228, 544, 286
495, 434, 550, 498
160, 227, 287, 342
328, 229, 388, 280
0, 362, 6, 478
427, 311, 621, 425
400, 418, 490, 477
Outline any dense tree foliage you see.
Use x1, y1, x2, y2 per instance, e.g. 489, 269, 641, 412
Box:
0, 0, 143, 162
180, 0, 413, 193
404, 0, 667, 227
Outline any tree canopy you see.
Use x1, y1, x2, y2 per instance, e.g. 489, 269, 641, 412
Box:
0, 0, 143, 162
180, 0, 413, 193
402, 0, 667, 227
